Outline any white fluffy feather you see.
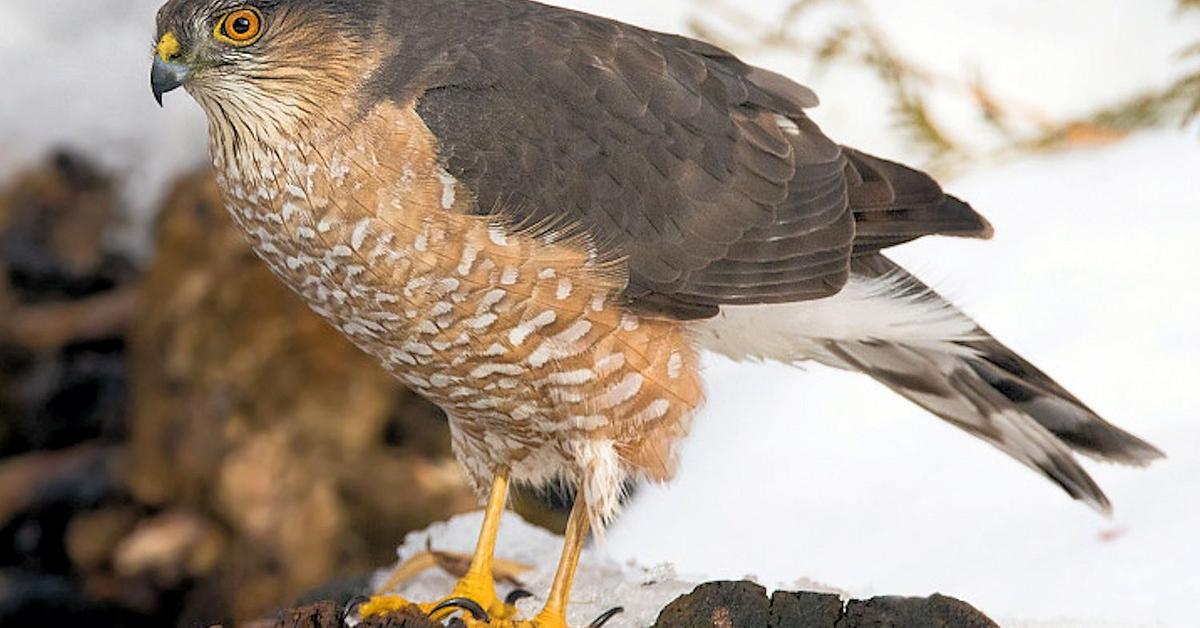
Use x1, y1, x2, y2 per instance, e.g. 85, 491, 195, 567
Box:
692, 272, 984, 365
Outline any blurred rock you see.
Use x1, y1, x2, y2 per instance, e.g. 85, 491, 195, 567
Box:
0, 446, 114, 528
240, 600, 438, 628
125, 169, 477, 623
65, 506, 138, 574
0, 151, 151, 626
0, 151, 135, 458
0, 446, 121, 573
112, 511, 223, 586
0, 447, 159, 627
0, 150, 135, 298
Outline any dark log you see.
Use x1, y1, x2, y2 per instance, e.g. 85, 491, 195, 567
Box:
652, 581, 999, 628
238, 601, 439, 628
840, 594, 1000, 628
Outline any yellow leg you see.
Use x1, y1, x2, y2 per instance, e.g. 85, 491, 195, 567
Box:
362, 477, 621, 628
361, 469, 526, 621
451, 491, 593, 628
524, 493, 591, 627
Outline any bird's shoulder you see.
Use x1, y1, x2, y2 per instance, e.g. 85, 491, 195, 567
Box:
361, 1, 985, 320
363, 0, 851, 319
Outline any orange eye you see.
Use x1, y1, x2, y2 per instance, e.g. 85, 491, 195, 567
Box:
215, 8, 263, 45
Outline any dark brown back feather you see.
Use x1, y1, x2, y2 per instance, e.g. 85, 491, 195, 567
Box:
843, 149, 994, 254
374, 0, 991, 319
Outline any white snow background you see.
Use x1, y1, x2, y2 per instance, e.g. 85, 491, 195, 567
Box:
1, 0, 1197, 626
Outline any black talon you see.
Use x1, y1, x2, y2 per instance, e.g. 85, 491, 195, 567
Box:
430, 597, 491, 622
505, 588, 535, 605
586, 606, 624, 628
341, 595, 371, 621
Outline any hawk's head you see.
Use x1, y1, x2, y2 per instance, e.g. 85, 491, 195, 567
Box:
151, 0, 382, 121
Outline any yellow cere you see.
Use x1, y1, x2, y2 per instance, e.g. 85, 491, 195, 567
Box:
157, 32, 181, 62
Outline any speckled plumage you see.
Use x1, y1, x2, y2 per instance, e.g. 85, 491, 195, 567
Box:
210, 91, 702, 530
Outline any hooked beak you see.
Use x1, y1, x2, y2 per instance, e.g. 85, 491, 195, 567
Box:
151, 57, 191, 106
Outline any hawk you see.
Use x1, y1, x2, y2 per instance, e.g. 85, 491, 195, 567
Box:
151, 1, 1163, 626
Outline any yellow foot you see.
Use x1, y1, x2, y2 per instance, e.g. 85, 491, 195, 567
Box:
360, 595, 623, 628
373, 544, 532, 592
361, 548, 532, 623
447, 605, 624, 628
358, 474, 621, 627
356, 595, 420, 618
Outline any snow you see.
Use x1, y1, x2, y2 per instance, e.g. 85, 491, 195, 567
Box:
370, 511, 763, 628
2, 1, 1198, 626
0, 0, 209, 251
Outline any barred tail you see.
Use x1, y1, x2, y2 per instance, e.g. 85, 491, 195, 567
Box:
696, 254, 1164, 513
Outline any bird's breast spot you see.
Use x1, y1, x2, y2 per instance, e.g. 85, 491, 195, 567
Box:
556, 277, 574, 300
667, 351, 684, 379
508, 310, 558, 347
595, 352, 626, 376
595, 373, 644, 410
457, 244, 480, 275
488, 226, 510, 246
634, 399, 672, 423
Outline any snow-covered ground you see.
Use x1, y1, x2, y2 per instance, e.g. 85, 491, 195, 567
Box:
2, 1, 1197, 626
373, 511, 721, 628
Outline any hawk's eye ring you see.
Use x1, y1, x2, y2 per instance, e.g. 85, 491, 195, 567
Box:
215, 7, 263, 46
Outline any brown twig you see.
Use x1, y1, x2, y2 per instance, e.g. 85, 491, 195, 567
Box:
2, 286, 139, 352
687, 0, 1200, 174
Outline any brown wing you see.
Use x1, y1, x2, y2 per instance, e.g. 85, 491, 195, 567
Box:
372, 0, 991, 319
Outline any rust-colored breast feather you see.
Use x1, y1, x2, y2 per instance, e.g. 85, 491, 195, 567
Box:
213, 99, 703, 525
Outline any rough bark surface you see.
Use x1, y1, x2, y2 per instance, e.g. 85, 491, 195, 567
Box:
242, 601, 440, 628
652, 582, 999, 628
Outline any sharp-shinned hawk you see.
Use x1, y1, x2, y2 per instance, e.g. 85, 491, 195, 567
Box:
150, 1, 1163, 626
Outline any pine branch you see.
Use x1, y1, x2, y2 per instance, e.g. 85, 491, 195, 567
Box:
686, 0, 1199, 173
